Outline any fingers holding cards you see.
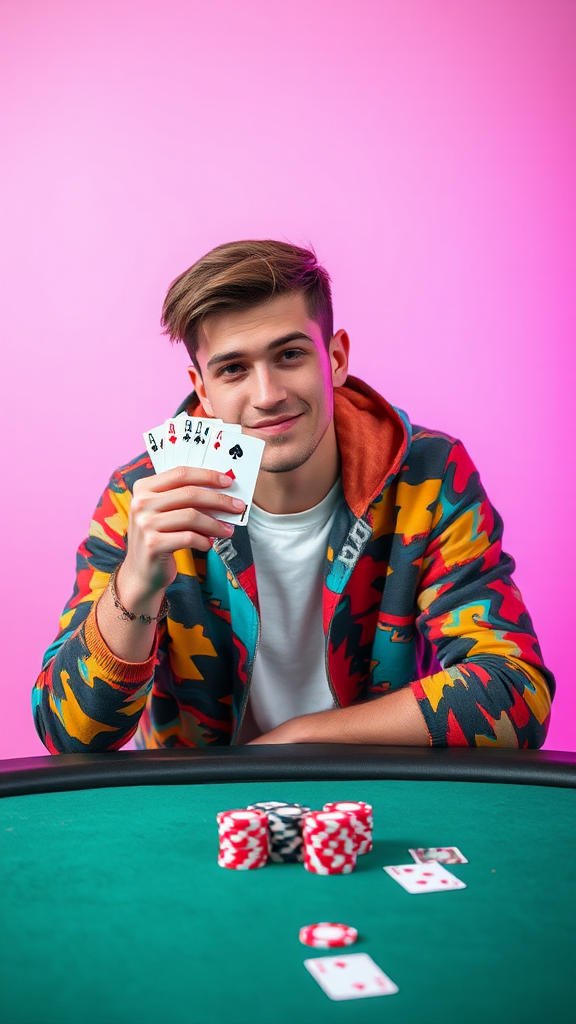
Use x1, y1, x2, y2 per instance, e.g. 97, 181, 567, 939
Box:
143, 415, 263, 527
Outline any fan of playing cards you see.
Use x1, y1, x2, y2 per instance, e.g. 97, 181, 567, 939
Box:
143, 413, 265, 526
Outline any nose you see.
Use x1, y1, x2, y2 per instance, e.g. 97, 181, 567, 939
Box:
251, 363, 289, 410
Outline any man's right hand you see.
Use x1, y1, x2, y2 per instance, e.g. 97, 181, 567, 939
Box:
94, 467, 245, 662
120, 466, 246, 606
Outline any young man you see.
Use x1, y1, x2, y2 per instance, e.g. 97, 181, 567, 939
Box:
32, 240, 554, 752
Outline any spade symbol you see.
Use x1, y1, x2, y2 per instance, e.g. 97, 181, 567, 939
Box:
229, 444, 243, 460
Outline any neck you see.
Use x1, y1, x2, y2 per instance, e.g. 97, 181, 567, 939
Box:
253, 421, 340, 514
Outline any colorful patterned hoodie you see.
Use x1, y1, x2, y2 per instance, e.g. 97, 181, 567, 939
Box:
32, 376, 554, 751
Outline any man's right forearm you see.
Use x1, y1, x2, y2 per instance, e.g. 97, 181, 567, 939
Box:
95, 565, 165, 663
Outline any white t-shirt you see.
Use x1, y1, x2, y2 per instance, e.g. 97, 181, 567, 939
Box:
239, 478, 343, 740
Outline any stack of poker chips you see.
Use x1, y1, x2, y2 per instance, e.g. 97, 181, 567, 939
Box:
247, 801, 311, 863
216, 808, 269, 870
323, 800, 373, 855
216, 799, 374, 872
302, 810, 358, 875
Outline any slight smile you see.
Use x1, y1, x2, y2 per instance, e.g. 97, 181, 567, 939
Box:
248, 414, 304, 436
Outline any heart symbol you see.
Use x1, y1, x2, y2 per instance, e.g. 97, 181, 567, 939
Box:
352, 984, 365, 990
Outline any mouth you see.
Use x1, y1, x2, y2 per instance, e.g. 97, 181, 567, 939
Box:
247, 413, 303, 436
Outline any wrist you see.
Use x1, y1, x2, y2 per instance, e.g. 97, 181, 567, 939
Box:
112, 565, 169, 623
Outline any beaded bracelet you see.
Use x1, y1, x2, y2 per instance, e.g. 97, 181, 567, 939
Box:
108, 566, 169, 625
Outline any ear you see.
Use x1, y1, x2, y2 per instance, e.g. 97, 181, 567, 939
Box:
187, 366, 215, 417
329, 329, 350, 387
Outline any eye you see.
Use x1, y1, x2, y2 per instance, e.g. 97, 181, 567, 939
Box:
218, 363, 245, 377
281, 348, 305, 362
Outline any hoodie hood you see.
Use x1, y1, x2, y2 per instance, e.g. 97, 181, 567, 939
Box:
175, 374, 411, 520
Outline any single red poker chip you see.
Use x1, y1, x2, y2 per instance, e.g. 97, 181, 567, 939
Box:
299, 923, 358, 948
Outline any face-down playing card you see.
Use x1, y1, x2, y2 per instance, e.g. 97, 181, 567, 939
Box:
409, 846, 468, 865
383, 861, 467, 893
304, 953, 399, 1000
202, 429, 265, 525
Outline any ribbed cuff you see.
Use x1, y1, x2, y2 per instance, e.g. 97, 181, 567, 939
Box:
84, 605, 158, 685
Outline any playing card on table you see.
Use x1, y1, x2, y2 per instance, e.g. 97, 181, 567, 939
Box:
143, 424, 166, 473
304, 953, 398, 1001
383, 861, 467, 893
203, 429, 265, 525
409, 846, 468, 865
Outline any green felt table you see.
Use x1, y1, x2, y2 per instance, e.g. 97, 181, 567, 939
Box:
1, 746, 575, 1024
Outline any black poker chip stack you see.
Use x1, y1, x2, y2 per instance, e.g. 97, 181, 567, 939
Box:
247, 801, 311, 863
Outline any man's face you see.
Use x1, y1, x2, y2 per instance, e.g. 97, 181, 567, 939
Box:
190, 292, 349, 474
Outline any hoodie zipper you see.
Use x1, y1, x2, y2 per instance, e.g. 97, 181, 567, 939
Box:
234, 610, 261, 743
323, 512, 374, 710
230, 507, 375, 735
324, 619, 341, 710
219, 556, 261, 744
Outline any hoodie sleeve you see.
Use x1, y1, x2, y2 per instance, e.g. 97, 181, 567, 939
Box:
32, 467, 160, 753
410, 440, 554, 748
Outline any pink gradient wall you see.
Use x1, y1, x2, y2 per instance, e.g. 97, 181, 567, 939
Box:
0, 0, 574, 758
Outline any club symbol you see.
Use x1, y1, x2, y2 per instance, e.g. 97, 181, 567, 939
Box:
229, 444, 243, 460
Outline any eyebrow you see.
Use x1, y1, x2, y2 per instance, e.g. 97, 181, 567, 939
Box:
206, 332, 314, 370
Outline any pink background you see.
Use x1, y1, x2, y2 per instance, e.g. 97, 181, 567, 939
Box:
0, 0, 574, 758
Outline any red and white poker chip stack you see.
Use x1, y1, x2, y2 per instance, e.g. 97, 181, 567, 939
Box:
302, 810, 358, 875
216, 809, 269, 870
323, 800, 373, 855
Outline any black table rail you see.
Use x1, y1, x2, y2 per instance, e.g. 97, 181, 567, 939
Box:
1, 746, 575, 797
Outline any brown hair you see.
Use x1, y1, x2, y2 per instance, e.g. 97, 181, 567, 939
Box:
160, 239, 333, 370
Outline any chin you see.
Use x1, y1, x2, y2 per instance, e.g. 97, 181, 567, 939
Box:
261, 441, 319, 475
